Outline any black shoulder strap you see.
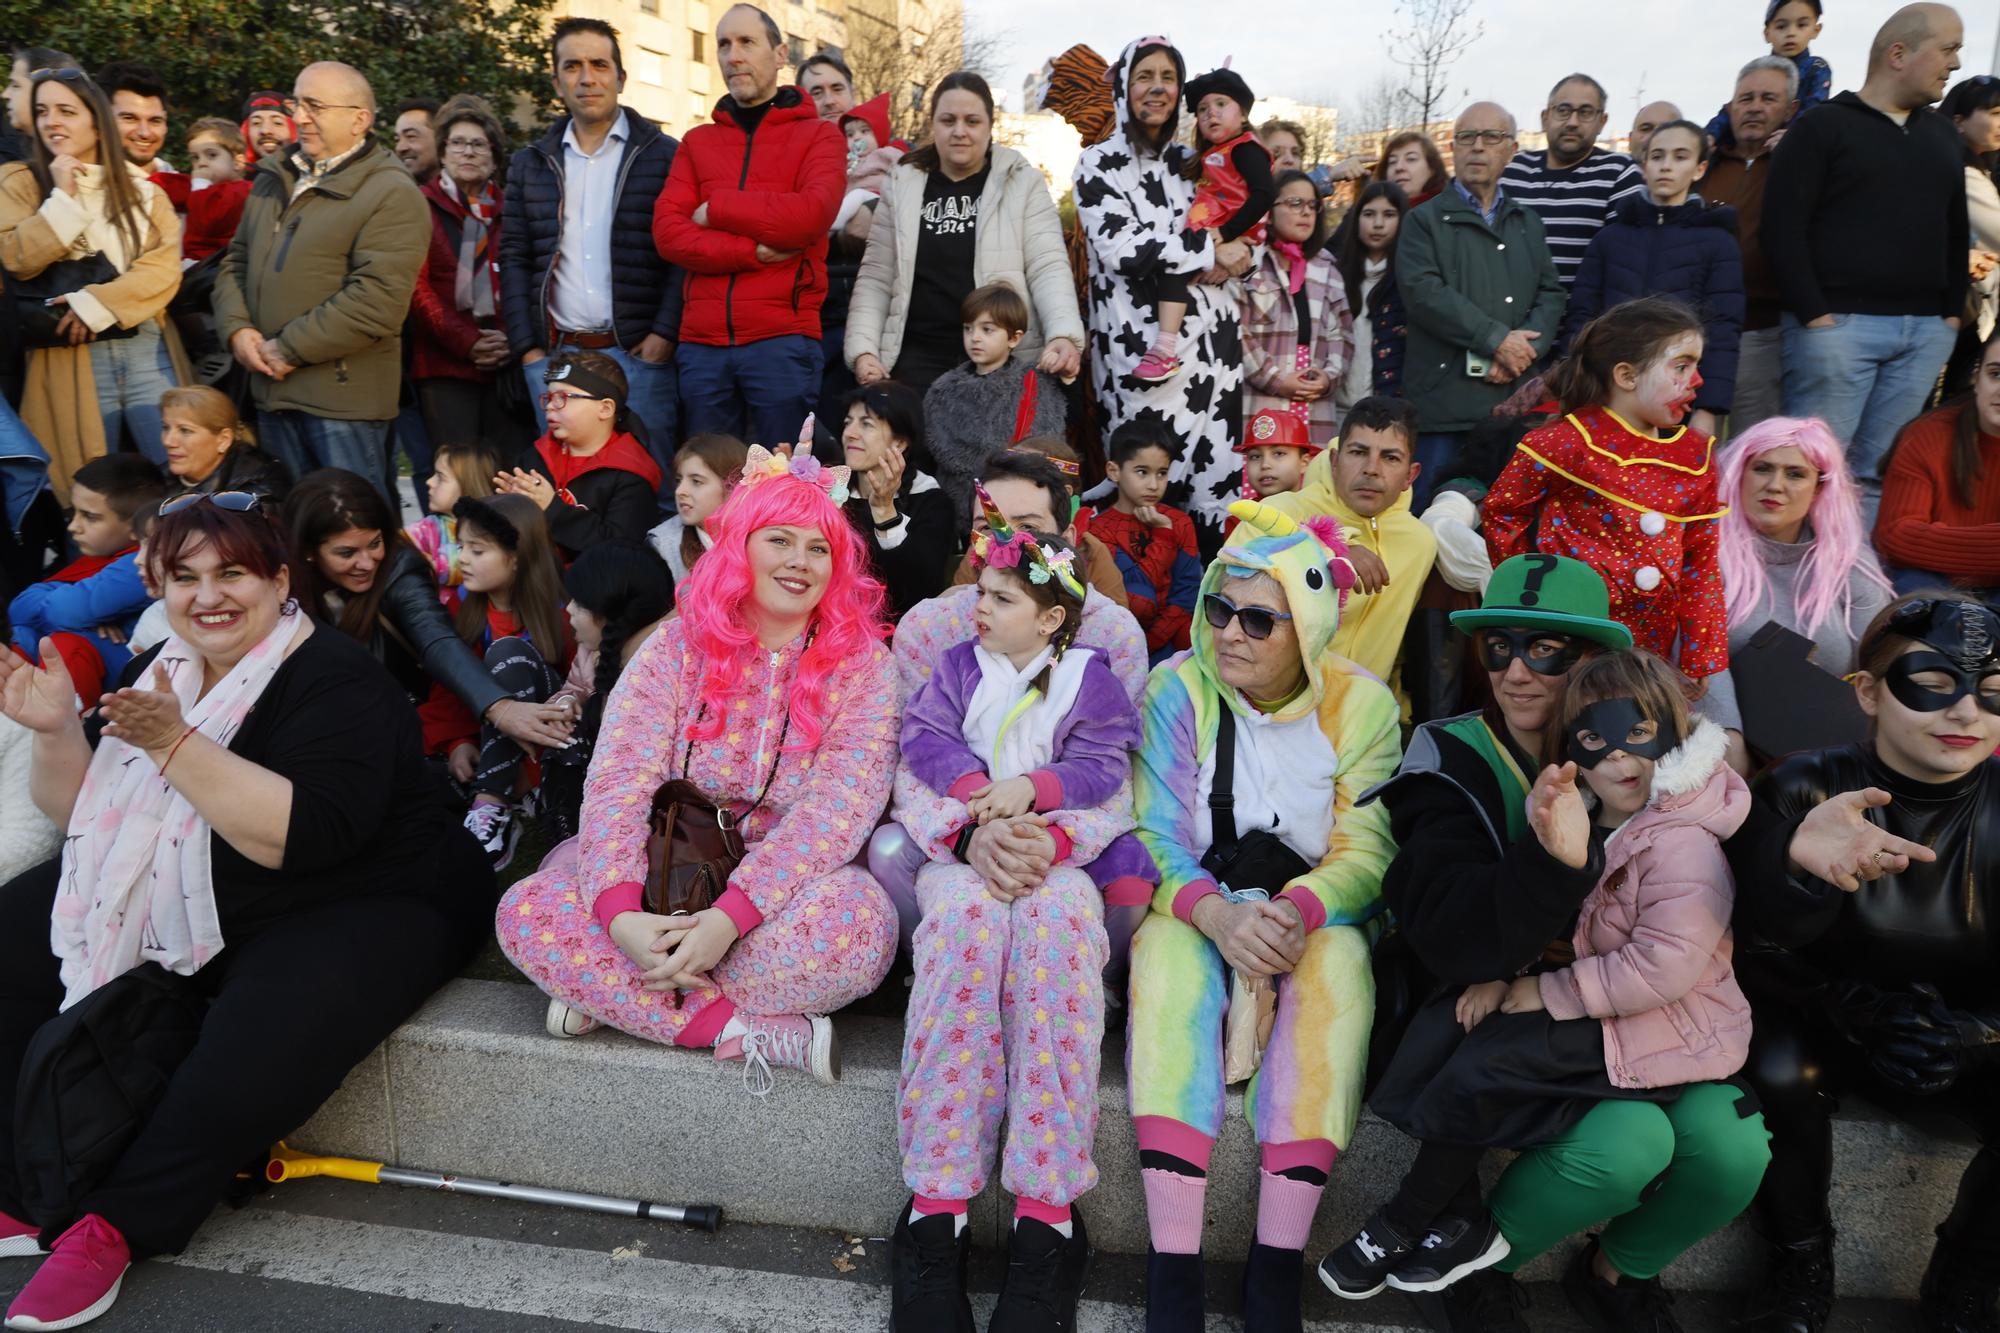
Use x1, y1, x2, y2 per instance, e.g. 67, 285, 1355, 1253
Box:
1208, 702, 1239, 857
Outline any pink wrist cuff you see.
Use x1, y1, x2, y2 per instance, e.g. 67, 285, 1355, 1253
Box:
1048, 826, 1075, 864
946, 772, 988, 803
713, 885, 764, 935
1277, 886, 1327, 934
1539, 971, 1585, 1021
1172, 879, 1222, 924
1028, 769, 1065, 812
592, 881, 644, 930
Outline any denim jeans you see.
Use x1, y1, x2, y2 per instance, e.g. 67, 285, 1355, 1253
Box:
388, 399, 433, 500
1412, 430, 1467, 511
1729, 326, 1785, 434
257, 412, 392, 500
88, 323, 177, 465
522, 344, 679, 488
678, 336, 822, 452
1780, 313, 1958, 491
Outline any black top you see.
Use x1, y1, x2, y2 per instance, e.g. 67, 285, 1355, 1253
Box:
515, 445, 661, 559
1729, 743, 1999, 1009
166, 447, 294, 510
1215, 139, 1278, 243
103, 630, 492, 943
1761, 92, 1970, 323
899, 162, 992, 391
845, 476, 956, 620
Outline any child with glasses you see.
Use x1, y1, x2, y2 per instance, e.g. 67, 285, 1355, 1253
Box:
1242, 169, 1353, 438
495, 351, 664, 561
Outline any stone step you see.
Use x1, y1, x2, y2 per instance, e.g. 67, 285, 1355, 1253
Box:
294, 978, 1973, 1301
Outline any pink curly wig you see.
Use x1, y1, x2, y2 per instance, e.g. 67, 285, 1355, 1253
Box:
674, 472, 888, 751
1718, 416, 1891, 640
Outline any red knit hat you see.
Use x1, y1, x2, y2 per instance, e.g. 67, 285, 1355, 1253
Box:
839, 92, 893, 149
1234, 409, 1322, 456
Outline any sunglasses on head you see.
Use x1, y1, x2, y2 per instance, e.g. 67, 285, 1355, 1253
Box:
159, 491, 259, 517
1202, 593, 1292, 641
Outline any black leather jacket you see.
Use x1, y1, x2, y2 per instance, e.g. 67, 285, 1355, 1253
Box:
349, 545, 506, 720
1730, 743, 1999, 1009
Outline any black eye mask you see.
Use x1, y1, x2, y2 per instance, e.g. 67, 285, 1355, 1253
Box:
1879, 599, 2000, 716
1567, 697, 1680, 769
1884, 652, 2000, 717
1478, 629, 1583, 678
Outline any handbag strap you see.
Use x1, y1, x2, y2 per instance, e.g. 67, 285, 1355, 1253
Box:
1208, 702, 1239, 859
1011, 369, 1040, 443
678, 635, 810, 829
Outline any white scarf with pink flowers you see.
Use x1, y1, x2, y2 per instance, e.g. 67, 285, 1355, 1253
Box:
52, 608, 305, 1010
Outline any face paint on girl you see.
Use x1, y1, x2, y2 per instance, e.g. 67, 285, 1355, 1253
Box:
1630, 331, 1705, 433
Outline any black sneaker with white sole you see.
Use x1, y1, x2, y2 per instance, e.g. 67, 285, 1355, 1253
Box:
1387, 1210, 1511, 1293
990, 1208, 1092, 1333
1318, 1209, 1420, 1300
462, 801, 520, 869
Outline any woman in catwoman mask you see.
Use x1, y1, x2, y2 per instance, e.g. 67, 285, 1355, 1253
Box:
1731, 596, 2000, 1333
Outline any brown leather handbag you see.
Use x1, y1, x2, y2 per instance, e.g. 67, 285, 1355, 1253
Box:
642, 705, 791, 916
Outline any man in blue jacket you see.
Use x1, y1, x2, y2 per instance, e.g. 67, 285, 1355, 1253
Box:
501, 17, 684, 488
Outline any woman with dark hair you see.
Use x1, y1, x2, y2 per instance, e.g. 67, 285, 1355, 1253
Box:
1730, 595, 2000, 1333
0, 66, 185, 498
845, 70, 1083, 394
1240, 169, 1352, 437
1940, 76, 2000, 399
0, 496, 490, 1330
838, 381, 954, 618
281, 469, 572, 756
1074, 37, 1251, 545
1876, 326, 2000, 596
1374, 130, 1447, 207
1330, 180, 1411, 411
409, 93, 521, 452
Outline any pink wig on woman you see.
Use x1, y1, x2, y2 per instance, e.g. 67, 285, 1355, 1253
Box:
1717, 416, 1891, 639
674, 470, 888, 751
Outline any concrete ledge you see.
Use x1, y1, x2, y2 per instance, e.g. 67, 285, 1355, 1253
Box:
294, 979, 1974, 1299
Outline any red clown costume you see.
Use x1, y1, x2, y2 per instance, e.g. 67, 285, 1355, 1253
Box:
1482, 405, 1729, 678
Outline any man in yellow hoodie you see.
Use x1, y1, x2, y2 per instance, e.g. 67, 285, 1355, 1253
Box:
1254, 397, 1437, 710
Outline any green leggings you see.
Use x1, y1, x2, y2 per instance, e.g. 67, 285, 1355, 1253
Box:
1489, 1083, 1771, 1280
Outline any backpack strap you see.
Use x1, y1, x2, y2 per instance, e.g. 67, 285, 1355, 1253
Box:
1208, 701, 1239, 859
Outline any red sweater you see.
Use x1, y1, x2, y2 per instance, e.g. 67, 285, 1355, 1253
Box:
1874, 409, 2000, 583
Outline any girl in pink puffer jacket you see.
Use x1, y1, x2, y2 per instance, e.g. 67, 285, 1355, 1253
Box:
1322, 649, 1756, 1300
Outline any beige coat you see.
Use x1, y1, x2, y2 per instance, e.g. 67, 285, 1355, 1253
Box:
844, 144, 1084, 373
0, 162, 188, 503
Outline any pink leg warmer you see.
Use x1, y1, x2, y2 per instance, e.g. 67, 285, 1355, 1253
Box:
1142, 1169, 1208, 1255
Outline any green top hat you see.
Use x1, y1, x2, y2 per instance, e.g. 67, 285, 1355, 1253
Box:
1451, 554, 1635, 648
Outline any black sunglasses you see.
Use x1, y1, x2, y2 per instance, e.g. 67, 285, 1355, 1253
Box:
30, 67, 90, 84
1202, 593, 1293, 641
159, 491, 260, 517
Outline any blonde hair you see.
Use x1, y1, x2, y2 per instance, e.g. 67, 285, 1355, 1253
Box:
431, 440, 504, 503
186, 116, 246, 157
159, 385, 254, 448
1541, 648, 1694, 769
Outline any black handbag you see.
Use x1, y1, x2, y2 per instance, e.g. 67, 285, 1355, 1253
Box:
12, 963, 209, 1232
1198, 703, 1313, 894
12, 253, 140, 350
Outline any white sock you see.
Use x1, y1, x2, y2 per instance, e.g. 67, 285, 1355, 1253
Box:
715, 1015, 748, 1047
1017, 1215, 1074, 1239
911, 1203, 968, 1236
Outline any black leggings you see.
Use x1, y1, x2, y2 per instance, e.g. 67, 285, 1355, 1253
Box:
0, 859, 473, 1259
471, 635, 563, 800
1385, 1142, 1487, 1236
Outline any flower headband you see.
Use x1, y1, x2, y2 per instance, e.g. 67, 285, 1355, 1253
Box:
969, 480, 1087, 601
740, 426, 852, 507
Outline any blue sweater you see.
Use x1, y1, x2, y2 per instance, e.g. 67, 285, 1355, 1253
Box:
9, 552, 149, 676
1563, 193, 1745, 414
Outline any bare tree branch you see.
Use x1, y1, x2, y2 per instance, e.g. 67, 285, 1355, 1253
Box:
840, 9, 1011, 142
1382, 0, 1484, 129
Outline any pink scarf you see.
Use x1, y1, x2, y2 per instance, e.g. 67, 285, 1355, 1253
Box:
1272, 239, 1310, 295
53, 608, 306, 1010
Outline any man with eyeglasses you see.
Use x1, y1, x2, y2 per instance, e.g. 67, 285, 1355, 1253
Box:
1499, 74, 1645, 294
1764, 2, 1968, 509
212, 61, 429, 501
1396, 102, 1565, 509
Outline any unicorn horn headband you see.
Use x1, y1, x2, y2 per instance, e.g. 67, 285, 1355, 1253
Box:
970, 480, 1087, 602
739, 430, 852, 506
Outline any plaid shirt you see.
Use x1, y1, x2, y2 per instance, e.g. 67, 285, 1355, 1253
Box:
1240, 246, 1355, 438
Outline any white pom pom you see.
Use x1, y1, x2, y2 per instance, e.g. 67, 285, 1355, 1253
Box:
1639, 510, 1667, 537
1635, 565, 1662, 591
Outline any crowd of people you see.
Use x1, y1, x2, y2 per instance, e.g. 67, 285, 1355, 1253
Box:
0, 1, 1996, 1331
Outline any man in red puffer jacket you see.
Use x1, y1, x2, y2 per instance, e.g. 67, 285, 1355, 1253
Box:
654, 3, 846, 447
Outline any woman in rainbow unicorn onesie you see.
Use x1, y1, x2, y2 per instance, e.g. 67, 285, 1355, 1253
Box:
1127, 499, 1403, 1332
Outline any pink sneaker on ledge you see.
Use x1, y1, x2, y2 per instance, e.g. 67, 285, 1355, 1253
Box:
0, 1211, 43, 1260
714, 1014, 839, 1094
5, 1214, 129, 1331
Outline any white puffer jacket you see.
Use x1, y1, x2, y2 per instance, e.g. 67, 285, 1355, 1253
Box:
0, 714, 59, 886
844, 145, 1084, 373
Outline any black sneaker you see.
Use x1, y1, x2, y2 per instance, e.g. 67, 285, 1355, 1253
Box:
1417, 1267, 1531, 1333
889, 1202, 973, 1333
1144, 1247, 1204, 1333
1242, 1242, 1304, 1333
1922, 1237, 2000, 1333
1734, 1228, 1835, 1333
990, 1207, 1092, 1333
1564, 1237, 1682, 1333
1318, 1209, 1420, 1300
1387, 1211, 1512, 1293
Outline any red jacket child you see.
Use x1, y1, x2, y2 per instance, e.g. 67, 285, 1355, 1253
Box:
651, 87, 846, 347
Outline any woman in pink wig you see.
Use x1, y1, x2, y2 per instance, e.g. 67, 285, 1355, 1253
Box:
496, 449, 902, 1093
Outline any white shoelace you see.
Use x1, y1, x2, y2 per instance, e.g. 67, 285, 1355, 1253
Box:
736, 1024, 810, 1097
465, 804, 507, 844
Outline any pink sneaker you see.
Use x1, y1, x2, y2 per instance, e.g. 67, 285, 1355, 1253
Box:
0, 1211, 43, 1260
715, 1014, 839, 1094
5, 1214, 128, 1330
1130, 350, 1182, 383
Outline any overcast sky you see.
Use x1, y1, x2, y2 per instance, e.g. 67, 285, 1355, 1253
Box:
969, 0, 2000, 135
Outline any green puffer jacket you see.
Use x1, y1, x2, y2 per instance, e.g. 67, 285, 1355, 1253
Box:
1395, 185, 1566, 433
212, 143, 429, 421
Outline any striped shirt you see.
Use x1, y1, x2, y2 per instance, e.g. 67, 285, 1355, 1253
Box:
1499, 148, 1646, 290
